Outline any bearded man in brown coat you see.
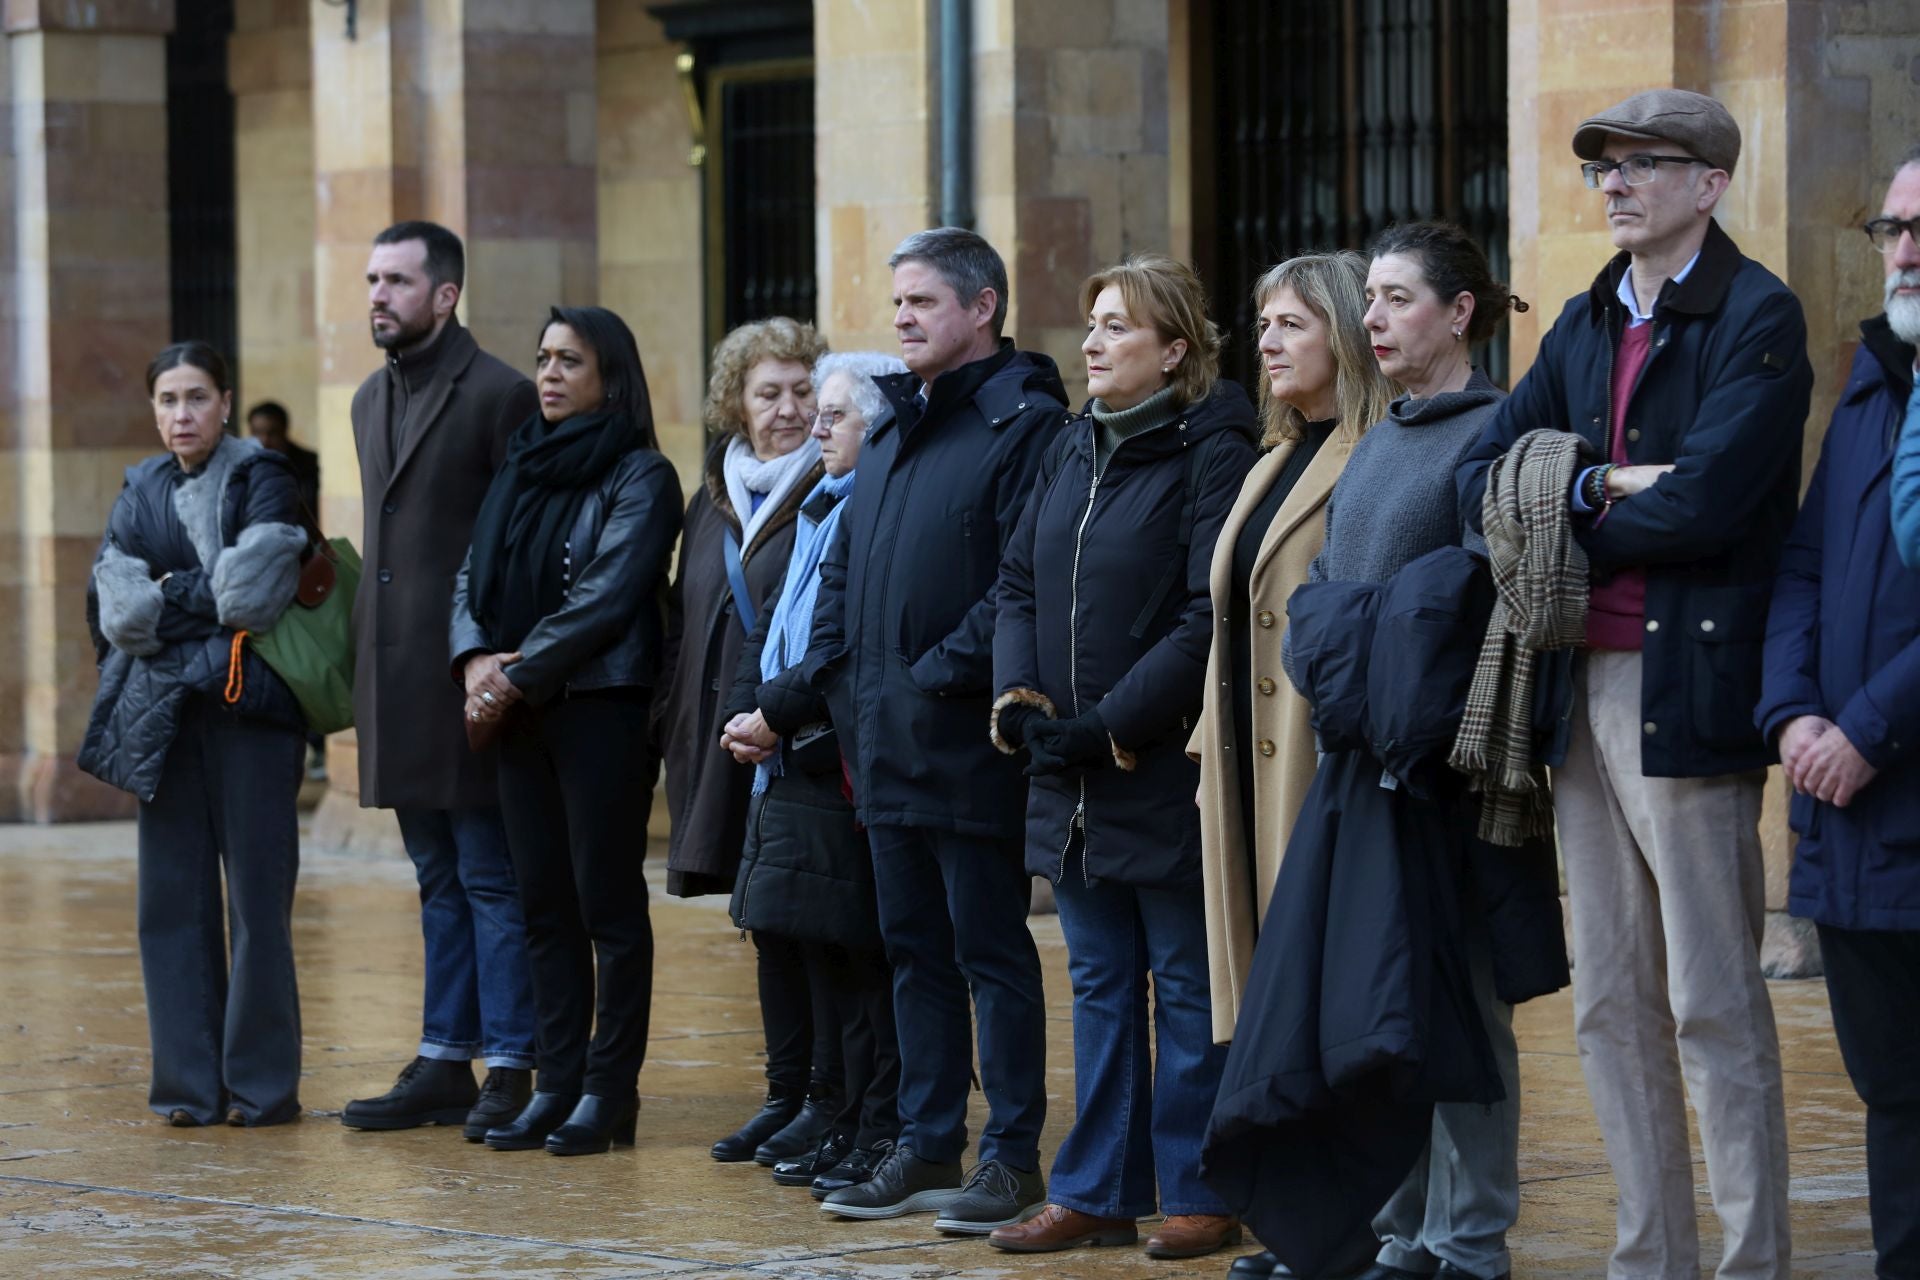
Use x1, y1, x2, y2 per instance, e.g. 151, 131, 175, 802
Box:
337, 221, 540, 1140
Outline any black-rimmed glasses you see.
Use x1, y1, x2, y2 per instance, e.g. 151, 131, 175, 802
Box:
1580, 154, 1707, 189
1864, 217, 1920, 253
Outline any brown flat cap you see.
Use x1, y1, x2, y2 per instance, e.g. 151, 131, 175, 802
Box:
1572, 88, 1740, 175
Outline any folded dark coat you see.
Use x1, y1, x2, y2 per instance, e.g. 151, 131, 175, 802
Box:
1203, 546, 1565, 1277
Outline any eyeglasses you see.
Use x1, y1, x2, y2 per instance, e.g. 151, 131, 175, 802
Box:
1864, 216, 1920, 253
810, 407, 847, 430
1580, 154, 1707, 189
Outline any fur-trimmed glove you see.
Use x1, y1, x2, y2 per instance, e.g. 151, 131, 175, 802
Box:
997, 703, 1048, 751
1025, 710, 1112, 778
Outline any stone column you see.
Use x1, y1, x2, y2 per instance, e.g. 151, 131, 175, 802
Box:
2, 0, 175, 821
1508, 0, 1920, 975
231, 0, 316, 449
307, 0, 597, 851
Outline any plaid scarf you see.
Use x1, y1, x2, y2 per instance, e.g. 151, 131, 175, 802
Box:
1450, 429, 1590, 845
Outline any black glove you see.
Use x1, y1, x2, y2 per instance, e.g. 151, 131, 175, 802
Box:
997, 702, 1048, 751
1024, 710, 1112, 778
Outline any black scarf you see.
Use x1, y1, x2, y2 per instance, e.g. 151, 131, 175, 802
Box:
468, 408, 641, 652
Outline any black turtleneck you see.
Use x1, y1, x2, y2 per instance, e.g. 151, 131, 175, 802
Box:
1228, 417, 1336, 849
386, 318, 460, 457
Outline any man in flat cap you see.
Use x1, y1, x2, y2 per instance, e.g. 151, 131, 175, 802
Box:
1459, 88, 1810, 1279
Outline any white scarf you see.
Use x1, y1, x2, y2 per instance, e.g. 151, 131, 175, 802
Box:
723, 434, 820, 550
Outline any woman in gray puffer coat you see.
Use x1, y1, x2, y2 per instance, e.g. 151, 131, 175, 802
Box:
80, 341, 309, 1130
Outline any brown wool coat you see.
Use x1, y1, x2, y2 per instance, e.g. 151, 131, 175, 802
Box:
656, 441, 821, 898
349, 320, 536, 811
1187, 435, 1353, 1044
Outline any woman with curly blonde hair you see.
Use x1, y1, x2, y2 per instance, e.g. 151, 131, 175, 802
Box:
656, 315, 833, 1161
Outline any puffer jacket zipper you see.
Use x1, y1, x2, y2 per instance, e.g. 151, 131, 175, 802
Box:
1057, 435, 1105, 885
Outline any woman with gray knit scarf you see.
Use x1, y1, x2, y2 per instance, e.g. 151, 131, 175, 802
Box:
1318, 222, 1528, 1280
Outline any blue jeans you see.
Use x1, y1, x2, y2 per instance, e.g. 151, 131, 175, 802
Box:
394, 807, 537, 1069
868, 824, 1047, 1169
1049, 872, 1229, 1218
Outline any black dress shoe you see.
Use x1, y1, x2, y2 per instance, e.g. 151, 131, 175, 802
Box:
1229, 1251, 1280, 1279
341, 1057, 478, 1130
462, 1068, 532, 1142
1353, 1266, 1429, 1280
1436, 1265, 1507, 1280
483, 1091, 579, 1151
772, 1130, 853, 1186
711, 1084, 801, 1162
545, 1093, 638, 1156
810, 1138, 892, 1200
753, 1083, 837, 1165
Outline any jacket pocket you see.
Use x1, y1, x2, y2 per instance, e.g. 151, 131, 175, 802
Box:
1682, 584, 1769, 752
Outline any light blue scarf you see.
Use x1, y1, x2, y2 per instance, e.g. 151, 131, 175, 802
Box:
753, 468, 857, 792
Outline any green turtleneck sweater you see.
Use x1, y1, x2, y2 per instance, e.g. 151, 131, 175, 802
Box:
1090, 385, 1183, 475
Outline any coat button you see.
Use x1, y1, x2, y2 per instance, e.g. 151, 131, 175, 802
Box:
1699, 619, 1715, 633
1258, 740, 1275, 757
1257, 610, 1275, 628
1627, 429, 1640, 443
1257, 677, 1276, 695
1643, 721, 1658, 735
382, 501, 395, 514
1592, 415, 1602, 426
1645, 619, 1659, 632
378, 568, 392, 583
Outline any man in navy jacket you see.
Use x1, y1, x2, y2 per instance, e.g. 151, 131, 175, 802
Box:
1458, 90, 1809, 1279
1760, 148, 1920, 1280
804, 228, 1066, 1233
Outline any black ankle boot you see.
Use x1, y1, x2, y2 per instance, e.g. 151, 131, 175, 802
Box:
463, 1068, 533, 1142
753, 1082, 837, 1165
341, 1056, 478, 1131
483, 1091, 579, 1151
545, 1093, 638, 1156
710, 1084, 802, 1162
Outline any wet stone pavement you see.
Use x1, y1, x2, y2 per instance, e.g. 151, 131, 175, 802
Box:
0, 822, 1880, 1278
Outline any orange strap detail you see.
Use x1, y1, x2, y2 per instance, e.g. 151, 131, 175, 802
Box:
224, 630, 248, 704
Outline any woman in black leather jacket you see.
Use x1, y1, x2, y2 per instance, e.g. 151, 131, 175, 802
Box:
451, 305, 682, 1156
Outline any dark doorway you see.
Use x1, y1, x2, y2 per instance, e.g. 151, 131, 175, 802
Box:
650, 1, 817, 359
166, 0, 238, 373
1194, 0, 1511, 391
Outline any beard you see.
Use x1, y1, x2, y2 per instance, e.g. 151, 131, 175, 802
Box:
1886, 269, 1920, 347
371, 308, 436, 351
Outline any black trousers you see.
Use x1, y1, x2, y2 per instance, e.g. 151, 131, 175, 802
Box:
1818, 924, 1920, 1278
814, 942, 900, 1147
496, 690, 655, 1098
756, 930, 842, 1091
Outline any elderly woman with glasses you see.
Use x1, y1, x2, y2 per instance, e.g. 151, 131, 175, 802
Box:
719, 350, 911, 1200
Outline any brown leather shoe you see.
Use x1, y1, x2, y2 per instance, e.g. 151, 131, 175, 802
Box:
988, 1203, 1138, 1253
1144, 1213, 1243, 1259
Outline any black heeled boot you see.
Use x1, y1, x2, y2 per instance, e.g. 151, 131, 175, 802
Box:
545, 1093, 639, 1156
753, 1081, 838, 1165
710, 1083, 802, 1162
483, 1091, 579, 1151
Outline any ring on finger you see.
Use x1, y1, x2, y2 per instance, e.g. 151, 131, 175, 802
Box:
482, 691, 496, 705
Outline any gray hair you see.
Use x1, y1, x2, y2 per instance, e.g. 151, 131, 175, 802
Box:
813, 351, 906, 428
888, 227, 1010, 337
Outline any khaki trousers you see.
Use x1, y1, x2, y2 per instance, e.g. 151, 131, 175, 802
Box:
1557, 651, 1790, 1280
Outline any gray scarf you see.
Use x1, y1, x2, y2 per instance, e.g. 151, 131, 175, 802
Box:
723, 434, 820, 550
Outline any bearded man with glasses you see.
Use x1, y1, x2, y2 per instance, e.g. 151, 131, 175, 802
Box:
1458, 89, 1811, 1280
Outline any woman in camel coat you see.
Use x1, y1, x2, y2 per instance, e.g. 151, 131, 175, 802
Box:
1189, 251, 1398, 1046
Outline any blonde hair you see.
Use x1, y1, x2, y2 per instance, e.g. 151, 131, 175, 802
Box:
703, 316, 830, 438
1251, 251, 1398, 448
1078, 254, 1223, 407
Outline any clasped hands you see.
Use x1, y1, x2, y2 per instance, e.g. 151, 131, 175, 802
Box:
463, 651, 524, 724
721, 711, 777, 764
1605, 463, 1675, 499
1778, 714, 1878, 809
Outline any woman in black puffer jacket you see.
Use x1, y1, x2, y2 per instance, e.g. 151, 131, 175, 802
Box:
81, 341, 310, 1130
988, 255, 1257, 1260
452, 305, 682, 1158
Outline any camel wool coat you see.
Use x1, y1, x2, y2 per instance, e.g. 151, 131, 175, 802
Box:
1187, 433, 1353, 1044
